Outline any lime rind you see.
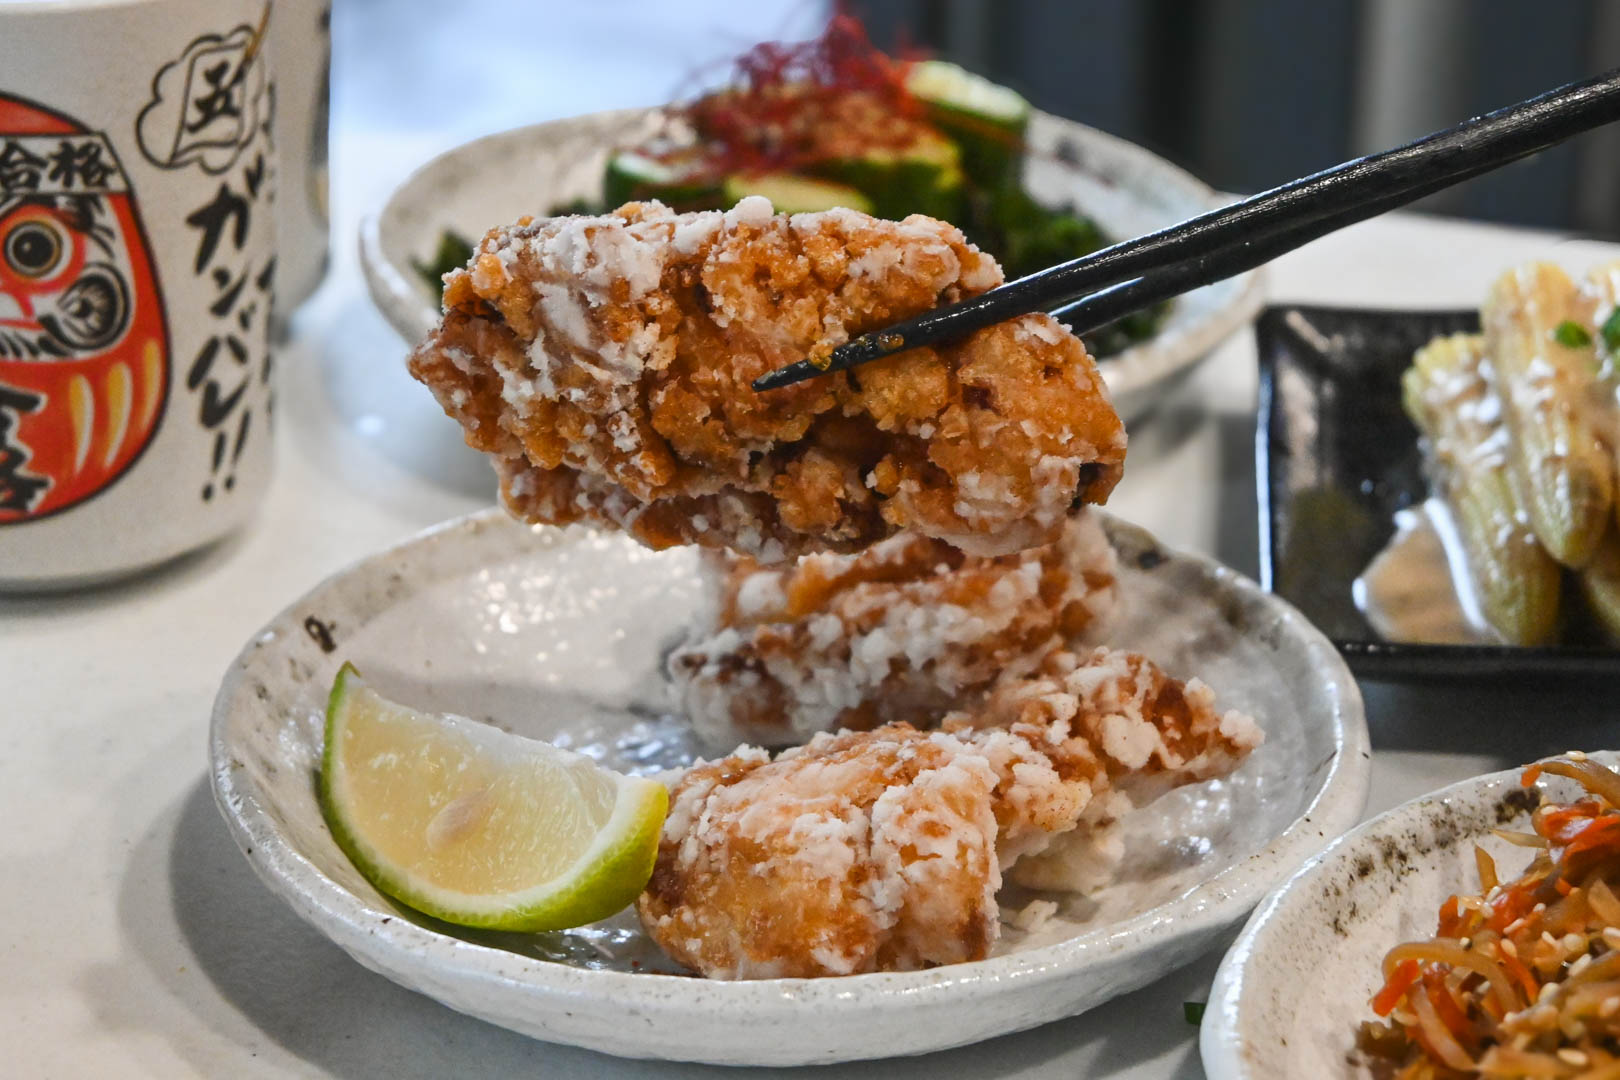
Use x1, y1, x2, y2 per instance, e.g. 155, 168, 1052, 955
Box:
319, 664, 668, 932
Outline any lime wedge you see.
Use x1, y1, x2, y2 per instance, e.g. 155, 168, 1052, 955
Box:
319, 664, 667, 932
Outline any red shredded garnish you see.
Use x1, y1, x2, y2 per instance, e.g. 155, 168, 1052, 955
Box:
678, 14, 927, 175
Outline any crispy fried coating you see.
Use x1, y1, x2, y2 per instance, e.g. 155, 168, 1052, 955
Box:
942, 646, 1264, 871
407, 198, 1126, 561
669, 510, 1118, 750
636, 725, 1001, 979
637, 651, 1262, 979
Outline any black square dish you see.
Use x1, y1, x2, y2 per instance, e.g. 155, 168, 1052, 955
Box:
1255, 304, 1620, 680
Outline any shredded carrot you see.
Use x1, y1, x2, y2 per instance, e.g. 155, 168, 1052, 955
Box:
1375, 960, 1423, 1016
1500, 948, 1541, 1001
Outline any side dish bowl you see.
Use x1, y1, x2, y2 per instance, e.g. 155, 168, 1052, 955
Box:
1203, 751, 1620, 1080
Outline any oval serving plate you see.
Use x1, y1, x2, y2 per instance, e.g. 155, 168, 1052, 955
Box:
1203, 752, 1620, 1080
358, 108, 1265, 422
210, 508, 1367, 1067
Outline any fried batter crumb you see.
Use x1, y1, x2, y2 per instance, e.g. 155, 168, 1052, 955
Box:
669, 510, 1119, 750
408, 199, 1126, 561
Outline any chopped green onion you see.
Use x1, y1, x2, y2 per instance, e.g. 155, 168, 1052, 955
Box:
1601, 308, 1620, 351
1184, 1001, 1206, 1025
1553, 319, 1592, 348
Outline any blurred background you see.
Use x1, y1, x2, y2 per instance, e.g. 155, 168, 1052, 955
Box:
335, 0, 1620, 234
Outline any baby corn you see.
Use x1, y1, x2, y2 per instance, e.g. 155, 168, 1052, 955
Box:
1403, 333, 1562, 646
1482, 263, 1614, 568
1580, 530, 1620, 643
1580, 261, 1620, 531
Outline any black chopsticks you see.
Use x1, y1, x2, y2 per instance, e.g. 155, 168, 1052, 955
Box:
753, 66, 1620, 392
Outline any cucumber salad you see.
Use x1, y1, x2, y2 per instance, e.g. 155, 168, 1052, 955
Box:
415, 16, 1166, 358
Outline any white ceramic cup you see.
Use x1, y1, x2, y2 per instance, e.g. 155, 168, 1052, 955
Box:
0, 0, 277, 588
269, 0, 329, 320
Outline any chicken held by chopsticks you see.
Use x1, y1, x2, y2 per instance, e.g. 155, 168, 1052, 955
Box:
408, 198, 1126, 562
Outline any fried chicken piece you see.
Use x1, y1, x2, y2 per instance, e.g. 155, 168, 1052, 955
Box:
669, 510, 1119, 750
942, 646, 1264, 873
637, 725, 1002, 979
408, 198, 1126, 561
638, 652, 1261, 977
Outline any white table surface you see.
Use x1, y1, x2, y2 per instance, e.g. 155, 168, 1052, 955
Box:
8, 5, 1620, 1077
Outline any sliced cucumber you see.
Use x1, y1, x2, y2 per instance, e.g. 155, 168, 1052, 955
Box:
905, 59, 1030, 187
815, 130, 965, 222
721, 173, 874, 215
604, 149, 720, 209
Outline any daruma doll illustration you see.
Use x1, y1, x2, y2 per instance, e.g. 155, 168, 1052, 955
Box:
0, 0, 276, 588
0, 94, 169, 524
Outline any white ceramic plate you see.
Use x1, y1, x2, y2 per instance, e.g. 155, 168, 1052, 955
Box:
1203, 751, 1620, 1080
210, 509, 1367, 1067
358, 108, 1265, 422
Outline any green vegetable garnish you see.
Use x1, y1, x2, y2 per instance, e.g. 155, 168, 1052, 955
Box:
1184, 1001, 1206, 1025
1600, 308, 1620, 351
411, 230, 476, 293
1554, 319, 1592, 348
523, 22, 1173, 356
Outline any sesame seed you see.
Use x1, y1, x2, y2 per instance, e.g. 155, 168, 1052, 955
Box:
1604, 927, 1620, 949
1543, 931, 1560, 950
1567, 750, 1589, 762
1506, 918, 1527, 935
1538, 981, 1559, 1003
1559, 1048, 1590, 1067
1459, 937, 1473, 950
1572, 953, 1593, 975
1601, 996, 1620, 1019
1564, 933, 1587, 954
1501, 938, 1519, 958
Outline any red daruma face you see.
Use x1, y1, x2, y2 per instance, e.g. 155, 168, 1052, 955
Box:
0, 95, 169, 524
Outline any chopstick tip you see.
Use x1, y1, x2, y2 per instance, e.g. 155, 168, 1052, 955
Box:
752, 332, 910, 392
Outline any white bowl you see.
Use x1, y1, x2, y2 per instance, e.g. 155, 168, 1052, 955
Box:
1203, 752, 1620, 1079
210, 509, 1367, 1067
358, 108, 1265, 422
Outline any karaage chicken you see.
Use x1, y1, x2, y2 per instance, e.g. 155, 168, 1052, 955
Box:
669, 510, 1118, 749
639, 649, 1261, 977
408, 198, 1126, 561
636, 724, 1002, 978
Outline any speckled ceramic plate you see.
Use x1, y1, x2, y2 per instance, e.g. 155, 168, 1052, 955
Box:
1203, 751, 1620, 1079
358, 108, 1265, 422
210, 508, 1367, 1067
